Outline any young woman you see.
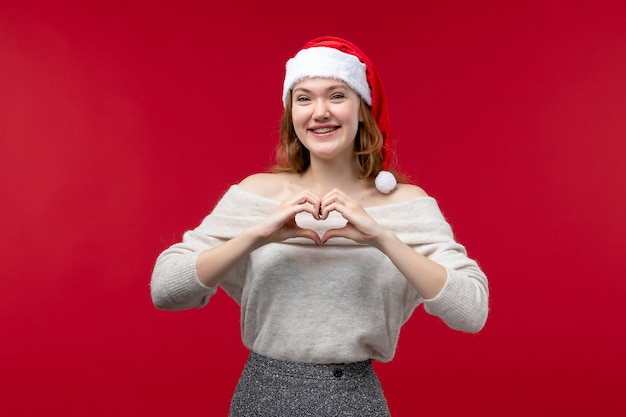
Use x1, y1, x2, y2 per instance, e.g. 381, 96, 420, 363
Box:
150, 36, 489, 417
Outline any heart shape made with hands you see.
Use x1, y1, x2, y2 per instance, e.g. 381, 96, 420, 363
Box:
294, 209, 349, 243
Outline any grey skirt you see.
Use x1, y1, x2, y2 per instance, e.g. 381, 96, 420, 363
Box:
229, 351, 391, 417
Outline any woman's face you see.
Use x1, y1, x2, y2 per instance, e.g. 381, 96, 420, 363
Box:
290, 77, 361, 164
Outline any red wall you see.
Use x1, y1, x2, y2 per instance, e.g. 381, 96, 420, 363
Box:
2, 1, 625, 416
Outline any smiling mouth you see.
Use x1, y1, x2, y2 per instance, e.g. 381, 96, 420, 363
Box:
310, 127, 338, 134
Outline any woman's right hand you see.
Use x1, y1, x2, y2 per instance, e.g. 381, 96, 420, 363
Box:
195, 190, 322, 287
249, 190, 322, 246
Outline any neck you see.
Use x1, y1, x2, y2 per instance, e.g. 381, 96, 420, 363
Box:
301, 157, 364, 196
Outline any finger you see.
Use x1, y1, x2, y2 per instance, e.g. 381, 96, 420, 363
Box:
321, 188, 357, 206
320, 201, 342, 220
321, 226, 354, 244
297, 190, 322, 205
320, 191, 361, 219
290, 191, 321, 219
321, 199, 357, 220
294, 227, 322, 245
293, 202, 323, 219
321, 188, 348, 201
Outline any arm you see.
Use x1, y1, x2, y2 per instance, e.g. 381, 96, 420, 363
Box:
320, 188, 489, 332
150, 224, 223, 311
374, 230, 447, 299
150, 189, 323, 310
376, 229, 489, 333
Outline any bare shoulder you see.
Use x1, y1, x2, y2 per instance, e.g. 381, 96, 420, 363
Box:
383, 183, 429, 204
238, 172, 297, 200
394, 183, 429, 199
363, 182, 429, 207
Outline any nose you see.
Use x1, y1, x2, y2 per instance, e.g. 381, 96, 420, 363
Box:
312, 99, 330, 119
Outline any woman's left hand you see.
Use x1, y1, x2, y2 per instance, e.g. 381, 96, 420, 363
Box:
319, 189, 387, 245
320, 189, 449, 300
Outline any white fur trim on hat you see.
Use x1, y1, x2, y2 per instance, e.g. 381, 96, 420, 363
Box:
282, 47, 371, 107
375, 170, 397, 194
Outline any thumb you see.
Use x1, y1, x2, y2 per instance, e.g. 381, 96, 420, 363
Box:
321, 226, 350, 244
294, 227, 322, 246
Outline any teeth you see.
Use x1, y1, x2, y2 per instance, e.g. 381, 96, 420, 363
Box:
312, 127, 336, 134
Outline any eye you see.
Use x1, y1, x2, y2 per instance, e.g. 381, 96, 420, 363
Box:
331, 93, 345, 100
295, 95, 311, 102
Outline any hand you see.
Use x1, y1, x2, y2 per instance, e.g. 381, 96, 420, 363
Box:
249, 190, 322, 246
319, 189, 386, 245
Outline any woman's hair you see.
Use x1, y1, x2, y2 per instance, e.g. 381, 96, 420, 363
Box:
272, 91, 407, 182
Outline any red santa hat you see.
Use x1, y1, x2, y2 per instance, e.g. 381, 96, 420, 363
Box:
282, 36, 397, 194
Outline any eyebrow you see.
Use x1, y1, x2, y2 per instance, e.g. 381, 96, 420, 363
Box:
292, 84, 349, 94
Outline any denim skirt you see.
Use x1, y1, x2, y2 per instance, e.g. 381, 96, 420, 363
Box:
229, 351, 391, 417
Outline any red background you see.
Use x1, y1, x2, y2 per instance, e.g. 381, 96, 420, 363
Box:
2, 1, 625, 416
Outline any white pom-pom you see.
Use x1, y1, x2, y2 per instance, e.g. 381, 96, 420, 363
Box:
375, 170, 397, 194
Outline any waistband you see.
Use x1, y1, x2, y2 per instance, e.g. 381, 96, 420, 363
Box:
245, 351, 374, 380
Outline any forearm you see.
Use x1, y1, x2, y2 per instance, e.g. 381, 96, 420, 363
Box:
375, 230, 447, 299
151, 220, 264, 309
195, 228, 264, 287
375, 229, 489, 332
